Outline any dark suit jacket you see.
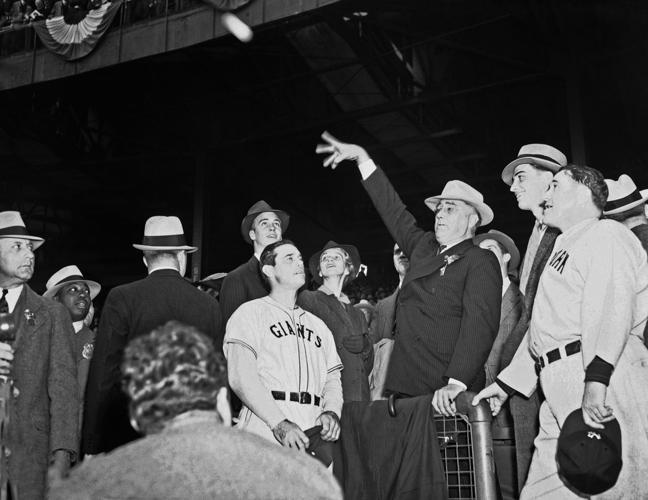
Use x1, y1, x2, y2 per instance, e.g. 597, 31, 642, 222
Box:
499, 225, 559, 492
362, 168, 502, 396
220, 256, 269, 327
369, 288, 398, 345
82, 269, 223, 454
298, 290, 373, 402
8, 285, 78, 500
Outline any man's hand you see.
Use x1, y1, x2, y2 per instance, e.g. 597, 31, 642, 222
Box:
342, 334, 369, 354
315, 131, 370, 169
272, 419, 309, 451
315, 411, 340, 442
471, 383, 509, 417
582, 381, 614, 429
0, 342, 14, 376
432, 383, 465, 416
48, 450, 71, 487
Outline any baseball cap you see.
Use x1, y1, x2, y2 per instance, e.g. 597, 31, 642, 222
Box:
557, 409, 623, 495
304, 425, 334, 467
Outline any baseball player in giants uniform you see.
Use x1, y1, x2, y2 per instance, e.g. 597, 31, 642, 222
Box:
474, 166, 648, 498
225, 240, 343, 450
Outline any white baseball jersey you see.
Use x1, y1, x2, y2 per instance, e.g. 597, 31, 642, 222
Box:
224, 296, 343, 441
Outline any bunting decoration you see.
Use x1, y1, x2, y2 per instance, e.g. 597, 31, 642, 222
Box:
32, 0, 122, 61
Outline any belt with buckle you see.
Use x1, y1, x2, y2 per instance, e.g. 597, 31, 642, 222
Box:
533, 340, 581, 375
271, 391, 321, 406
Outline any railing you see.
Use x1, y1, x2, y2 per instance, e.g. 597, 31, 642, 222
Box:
0, 0, 199, 58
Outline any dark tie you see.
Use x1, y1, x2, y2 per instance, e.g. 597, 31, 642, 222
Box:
437, 245, 447, 256
0, 289, 7, 314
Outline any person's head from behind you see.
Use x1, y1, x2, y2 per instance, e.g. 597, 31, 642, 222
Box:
542, 165, 608, 231
143, 249, 187, 276
260, 240, 305, 292
121, 321, 230, 435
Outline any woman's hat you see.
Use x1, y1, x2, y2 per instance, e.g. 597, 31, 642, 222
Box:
309, 240, 361, 284
424, 180, 494, 226
501, 144, 567, 185
44, 265, 101, 300
241, 200, 289, 244
603, 174, 648, 215
0, 211, 44, 249
133, 216, 197, 253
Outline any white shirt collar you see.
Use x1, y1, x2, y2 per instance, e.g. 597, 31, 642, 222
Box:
440, 236, 471, 252
73, 320, 84, 333
148, 265, 179, 275
2, 285, 23, 314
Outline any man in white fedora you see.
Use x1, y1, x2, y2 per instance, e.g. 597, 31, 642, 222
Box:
220, 200, 290, 326
603, 174, 648, 254
82, 215, 223, 455
316, 132, 502, 417
44, 265, 101, 431
0, 211, 78, 498
499, 142, 568, 491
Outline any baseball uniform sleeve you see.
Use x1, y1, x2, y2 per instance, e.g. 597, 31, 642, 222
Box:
223, 304, 259, 358
580, 222, 640, 368
320, 322, 343, 417
497, 330, 538, 397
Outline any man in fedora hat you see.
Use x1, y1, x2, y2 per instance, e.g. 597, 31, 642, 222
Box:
316, 132, 501, 416
220, 201, 290, 325
603, 174, 648, 253
474, 229, 523, 498
474, 165, 648, 498
499, 142, 568, 490
82, 215, 223, 455
0, 211, 78, 499
44, 265, 101, 433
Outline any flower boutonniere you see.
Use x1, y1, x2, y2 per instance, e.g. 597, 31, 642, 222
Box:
24, 309, 35, 326
440, 254, 462, 276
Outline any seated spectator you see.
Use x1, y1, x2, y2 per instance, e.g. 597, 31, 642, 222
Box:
50, 321, 343, 500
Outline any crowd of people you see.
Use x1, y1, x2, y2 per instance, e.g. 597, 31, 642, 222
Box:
0, 131, 647, 499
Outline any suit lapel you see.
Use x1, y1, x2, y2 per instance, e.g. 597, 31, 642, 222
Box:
402, 238, 474, 287
524, 227, 559, 309
500, 284, 516, 320
13, 285, 45, 350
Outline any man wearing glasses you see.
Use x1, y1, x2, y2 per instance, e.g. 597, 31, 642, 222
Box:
316, 132, 501, 416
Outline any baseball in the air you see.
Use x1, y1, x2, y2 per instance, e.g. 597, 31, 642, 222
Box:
221, 12, 253, 43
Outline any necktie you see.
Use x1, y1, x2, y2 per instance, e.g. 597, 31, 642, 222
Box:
437, 245, 447, 256
0, 290, 7, 314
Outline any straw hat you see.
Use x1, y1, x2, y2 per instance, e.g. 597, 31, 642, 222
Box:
424, 180, 494, 226
43, 265, 101, 300
132, 216, 197, 253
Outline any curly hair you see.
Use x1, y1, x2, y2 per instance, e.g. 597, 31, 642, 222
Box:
121, 321, 228, 434
559, 165, 609, 211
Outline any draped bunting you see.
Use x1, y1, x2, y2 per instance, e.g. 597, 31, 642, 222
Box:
32, 0, 122, 61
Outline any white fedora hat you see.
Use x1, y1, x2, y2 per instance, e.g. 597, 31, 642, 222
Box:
44, 265, 101, 300
132, 216, 198, 253
0, 211, 45, 249
425, 180, 494, 226
603, 175, 648, 215
501, 144, 568, 185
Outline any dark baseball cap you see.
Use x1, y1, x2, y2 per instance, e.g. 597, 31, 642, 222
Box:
557, 409, 623, 495
304, 425, 334, 467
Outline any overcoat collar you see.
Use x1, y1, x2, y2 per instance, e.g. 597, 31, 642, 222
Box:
402, 237, 474, 287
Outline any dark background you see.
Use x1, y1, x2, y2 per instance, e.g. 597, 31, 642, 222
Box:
1, 0, 647, 297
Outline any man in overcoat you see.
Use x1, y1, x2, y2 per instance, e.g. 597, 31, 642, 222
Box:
316, 132, 501, 415
82, 215, 222, 454
0, 211, 78, 499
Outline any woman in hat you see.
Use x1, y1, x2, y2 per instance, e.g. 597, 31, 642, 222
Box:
298, 241, 373, 402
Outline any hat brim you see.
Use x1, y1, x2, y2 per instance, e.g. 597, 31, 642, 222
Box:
132, 244, 198, 253
241, 210, 290, 245
473, 232, 520, 271
43, 279, 101, 300
424, 197, 494, 227
309, 243, 362, 285
603, 190, 648, 215
501, 157, 563, 186
0, 234, 44, 250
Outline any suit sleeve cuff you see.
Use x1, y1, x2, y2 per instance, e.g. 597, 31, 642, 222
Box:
448, 378, 467, 391
358, 159, 377, 180
585, 355, 614, 386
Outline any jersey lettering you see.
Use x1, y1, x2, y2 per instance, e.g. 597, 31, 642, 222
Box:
268, 321, 322, 348
548, 249, 569, 274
